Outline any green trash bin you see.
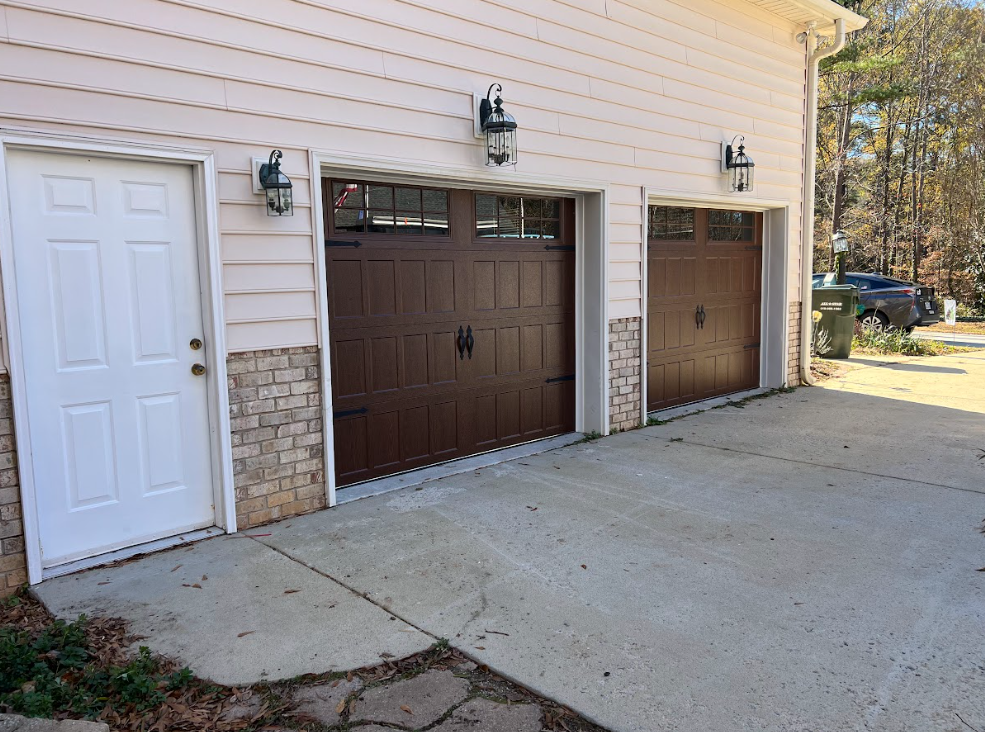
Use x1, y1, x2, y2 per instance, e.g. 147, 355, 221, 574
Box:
811, 285, 859, 359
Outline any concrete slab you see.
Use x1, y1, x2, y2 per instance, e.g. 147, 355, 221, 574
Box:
31, 349, 985, 732
34, 533, 431, 685
255, 352, 985, 731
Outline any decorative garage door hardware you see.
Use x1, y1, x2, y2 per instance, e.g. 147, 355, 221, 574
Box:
326, 239, 363, 247
334, 406, 369, 418
456, 326, 476, 360
647, 206, 763, 412
324, 180, 577, 486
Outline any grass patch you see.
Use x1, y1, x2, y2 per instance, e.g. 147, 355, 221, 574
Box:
852, 325, 967, 356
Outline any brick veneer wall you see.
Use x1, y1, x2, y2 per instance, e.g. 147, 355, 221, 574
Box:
0, 375, 24, 596
788, 301, 802, 386
227, 347, 327, 529
608, 317, 642, 432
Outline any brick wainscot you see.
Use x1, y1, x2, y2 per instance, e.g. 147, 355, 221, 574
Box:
227, 347, 327, 529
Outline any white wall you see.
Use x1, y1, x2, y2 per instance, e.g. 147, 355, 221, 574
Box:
0, 0, 808, 355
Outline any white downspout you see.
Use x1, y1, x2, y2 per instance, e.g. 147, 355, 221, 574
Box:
800, 18, 846, 385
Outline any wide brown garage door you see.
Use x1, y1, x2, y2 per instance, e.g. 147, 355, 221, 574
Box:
647, 206, 762, 412
324, 179, 576, 487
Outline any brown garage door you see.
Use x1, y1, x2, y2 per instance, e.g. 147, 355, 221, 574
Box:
646, 206, 762, 412
324, 180, 576, 487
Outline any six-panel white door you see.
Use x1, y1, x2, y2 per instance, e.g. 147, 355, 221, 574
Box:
7, 150, 216, 568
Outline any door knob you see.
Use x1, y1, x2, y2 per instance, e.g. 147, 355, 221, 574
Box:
191, 363, 206, 376
189, 337, 203, 350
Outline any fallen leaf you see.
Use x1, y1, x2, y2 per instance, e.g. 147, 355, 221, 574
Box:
237, 631, 255, 638
977, 568, 985, 572
485, 629, 510, 636
284, 589, 300, 594
201, 575, 208, 581
335, 699, 346, 715
400, 705, 413, 715
171, 565, 182, 572
191, 583, 202, 589
580, 564, 587, 570
331, 679, 340, 688
97, 581, 111, 586
346, 672, 354, 682
474, 646, 486, 650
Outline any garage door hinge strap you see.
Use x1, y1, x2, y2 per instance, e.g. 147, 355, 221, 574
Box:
326, 239, 363, 248
333, 406, 368, 418
544, 245, 575, 251
545, 374, 576, 383
744, 343, 761, 350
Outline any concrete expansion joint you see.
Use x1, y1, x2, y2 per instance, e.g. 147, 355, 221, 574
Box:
245, 535, 440, 645
671, 438, 985, 497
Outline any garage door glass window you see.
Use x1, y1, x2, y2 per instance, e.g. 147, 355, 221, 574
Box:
648, 206, 695, 241
332, 181, 449, 236
476, 194, 560, 239
708, 210, 755, 241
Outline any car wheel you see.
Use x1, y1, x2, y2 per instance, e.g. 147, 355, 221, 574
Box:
859, 311, 889, 331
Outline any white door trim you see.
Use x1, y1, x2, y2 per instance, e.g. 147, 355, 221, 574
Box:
0, 130, 234, 584
642, 188, 792, 419
309, 151, 610, 505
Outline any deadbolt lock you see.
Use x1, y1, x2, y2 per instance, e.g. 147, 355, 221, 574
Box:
189, 338, 203, 350
191, 363, 206, 376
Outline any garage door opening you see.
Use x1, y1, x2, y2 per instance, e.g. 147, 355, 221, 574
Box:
323, 179, 577, 487
646, 206, 764, 412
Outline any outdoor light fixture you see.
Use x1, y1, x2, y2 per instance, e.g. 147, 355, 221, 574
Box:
721, 135, 756, 192
258, 149, 293, 216
478, 83, 518, 167
831, 229, 849, 253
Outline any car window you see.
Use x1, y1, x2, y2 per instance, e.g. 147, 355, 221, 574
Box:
846, 276, 869, 290
865, 278, 893, 290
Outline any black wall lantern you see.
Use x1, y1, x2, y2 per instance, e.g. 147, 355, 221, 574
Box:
258, 149, 293, 216
478, 83, 518, 167
721, 135, 755, 193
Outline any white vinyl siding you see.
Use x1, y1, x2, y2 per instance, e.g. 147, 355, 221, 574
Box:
0, 0, 807, 354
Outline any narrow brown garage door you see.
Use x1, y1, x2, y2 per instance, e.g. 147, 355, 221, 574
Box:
647, 206, 762, 412
324, 180, 576, 486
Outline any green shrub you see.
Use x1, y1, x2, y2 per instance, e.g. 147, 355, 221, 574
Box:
0, 614, 188, 720
852, 323, 957, 356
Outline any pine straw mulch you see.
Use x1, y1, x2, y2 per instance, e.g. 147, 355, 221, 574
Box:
2, 591, 608, 732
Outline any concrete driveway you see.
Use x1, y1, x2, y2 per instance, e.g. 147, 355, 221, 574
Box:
37, 350, 985, 732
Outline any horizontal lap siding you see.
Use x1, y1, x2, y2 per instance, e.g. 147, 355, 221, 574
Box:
0, 0, 806, 353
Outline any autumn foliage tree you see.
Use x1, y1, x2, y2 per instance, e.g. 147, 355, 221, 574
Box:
815, 0, 985, 312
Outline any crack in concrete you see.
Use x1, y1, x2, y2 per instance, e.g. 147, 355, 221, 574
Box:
247, 535, 441, 646
663, 438, 985, 497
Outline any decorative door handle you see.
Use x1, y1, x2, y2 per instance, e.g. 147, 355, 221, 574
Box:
457, 326, 466, 360
466, 326, 474, 359
695, 305, 702, 329
699, 305, 707, 328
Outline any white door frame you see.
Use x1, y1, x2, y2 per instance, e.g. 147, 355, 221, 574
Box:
641, 187, 792, 423
0, 130, 235, 584
309, 151, 610, 507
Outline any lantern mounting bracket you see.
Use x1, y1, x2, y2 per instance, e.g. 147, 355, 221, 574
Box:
720, 135, 746, 174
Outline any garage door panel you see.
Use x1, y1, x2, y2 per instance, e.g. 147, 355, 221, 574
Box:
647, 207, 762, 412
647, 305, 698, 355
326, 180, 576, 487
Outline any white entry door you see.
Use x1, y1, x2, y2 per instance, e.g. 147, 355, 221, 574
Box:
6, 150, 216, 568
